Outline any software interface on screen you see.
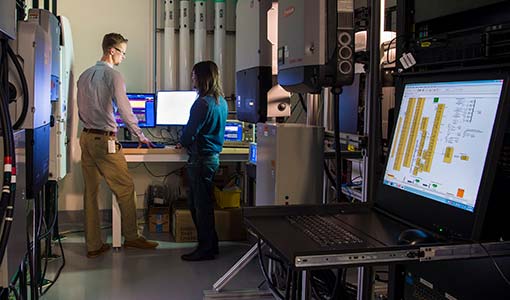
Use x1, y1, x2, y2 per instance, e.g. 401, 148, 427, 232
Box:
383, 79, 504, 212
224, 122, 244, 142
156, 91, 197, 125
115, 93, 156, 127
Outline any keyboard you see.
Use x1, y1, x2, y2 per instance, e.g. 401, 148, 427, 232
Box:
287, 215, 364, 247
223, 141, 251, 148
120, 141, 166, 149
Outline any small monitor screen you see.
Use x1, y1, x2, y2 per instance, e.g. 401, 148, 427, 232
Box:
115, 93, 156, 128
224, 121, 244, 142
249, 143, 257, 164
383, 79, 504, 212
156, 91, 198, 125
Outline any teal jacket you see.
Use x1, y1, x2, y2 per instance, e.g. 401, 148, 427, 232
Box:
180, 95, 228, 156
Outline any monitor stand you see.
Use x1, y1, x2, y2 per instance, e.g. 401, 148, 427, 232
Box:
123, 128, 132, 140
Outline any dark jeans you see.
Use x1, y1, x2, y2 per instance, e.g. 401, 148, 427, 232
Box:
186, 154, 220, 253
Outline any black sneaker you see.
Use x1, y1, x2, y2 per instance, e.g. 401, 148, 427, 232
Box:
181, 250, 215, 261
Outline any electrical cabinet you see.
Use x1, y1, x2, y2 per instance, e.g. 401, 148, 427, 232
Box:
0, 0, 16, 40
256, 123, 324, 206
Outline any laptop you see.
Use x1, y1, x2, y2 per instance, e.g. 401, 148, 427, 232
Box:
244, 69, 510, 267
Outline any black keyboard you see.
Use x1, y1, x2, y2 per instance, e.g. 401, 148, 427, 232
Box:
120, 141, 166, 148
287, 215, 364, 247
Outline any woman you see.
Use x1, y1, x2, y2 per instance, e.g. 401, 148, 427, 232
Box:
178, 61, 228, 261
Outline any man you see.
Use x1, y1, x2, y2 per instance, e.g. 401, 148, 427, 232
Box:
77, 33, 158, 258
179, 61, 228, 261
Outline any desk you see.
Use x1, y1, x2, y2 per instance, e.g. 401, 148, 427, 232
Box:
112, 147, 249, 248
242, 205, 510, 299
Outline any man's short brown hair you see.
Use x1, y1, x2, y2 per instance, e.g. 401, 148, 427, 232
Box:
102, 33, 128, 53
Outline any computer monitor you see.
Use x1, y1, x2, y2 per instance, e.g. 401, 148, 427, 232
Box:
156, 91, 198, 125
114, 93, 156, 127
378, 71, 510, 239
224, 121, 244, 142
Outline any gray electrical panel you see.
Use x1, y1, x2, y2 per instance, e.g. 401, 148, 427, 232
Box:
256, 123, 324, 206
277, 0, 354, 93
0, 0, 16, 40
9, 18, 52, 129
235, 0, 274, 123
28, 9, 61, 102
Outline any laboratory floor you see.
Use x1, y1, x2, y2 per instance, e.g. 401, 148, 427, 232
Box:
41, 217, 267, 300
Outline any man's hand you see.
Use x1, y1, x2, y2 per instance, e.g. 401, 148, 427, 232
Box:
137, 133, 155, 148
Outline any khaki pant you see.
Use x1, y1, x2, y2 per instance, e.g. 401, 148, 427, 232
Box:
79, 131, 138, 251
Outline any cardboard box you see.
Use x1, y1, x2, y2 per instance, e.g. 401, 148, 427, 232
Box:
172, 208, 246, 242
148, 207, 170, 233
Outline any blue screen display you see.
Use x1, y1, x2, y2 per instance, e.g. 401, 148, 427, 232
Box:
115, 93, 156, 128
224, 122, 244, 142
249, 143, 257, 164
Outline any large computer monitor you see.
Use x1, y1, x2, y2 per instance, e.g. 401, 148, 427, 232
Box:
378, 71, 509, 239
114, 93, 156, 127
156, 91, 198, 125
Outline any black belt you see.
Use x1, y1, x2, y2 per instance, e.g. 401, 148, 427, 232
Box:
83, 128, 116, 137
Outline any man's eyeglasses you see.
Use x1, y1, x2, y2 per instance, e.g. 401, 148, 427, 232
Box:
113, 47, 126, 57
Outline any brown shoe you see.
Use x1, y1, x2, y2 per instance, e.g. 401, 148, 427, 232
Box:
123, 237, 159, 249
87, 244, 111, 258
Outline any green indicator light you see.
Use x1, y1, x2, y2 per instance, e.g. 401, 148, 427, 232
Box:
434, 97, 439, 102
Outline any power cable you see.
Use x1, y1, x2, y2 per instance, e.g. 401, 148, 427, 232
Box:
0, 38, 17, 269
479, 243, 510, 287
257, 239, 284, 300
7, 44, 29, 129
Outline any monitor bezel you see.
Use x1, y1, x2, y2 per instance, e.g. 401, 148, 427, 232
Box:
376, 70, 510, 240
155, 90, 198, 126
116, 93, 156, 128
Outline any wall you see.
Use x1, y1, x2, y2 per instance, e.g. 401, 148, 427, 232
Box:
56, 0, 236, 210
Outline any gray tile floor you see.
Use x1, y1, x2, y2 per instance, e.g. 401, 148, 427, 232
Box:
42, 230, 266, 300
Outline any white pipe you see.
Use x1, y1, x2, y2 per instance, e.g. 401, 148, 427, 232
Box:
164, 0, 177, 89
179, 0, 191, 90
194, 0, 207, 64
214, 0, 226, 86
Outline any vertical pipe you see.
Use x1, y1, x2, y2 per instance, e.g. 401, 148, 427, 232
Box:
194, 0, 207, 64
52, 0, 57, 15
357, 267, 375, 300
381, 0, 386, 41
214, 0, 226, 86
333, 88, 343, 203
164, 0, 178, 89
306, 94, 320, 126
363, 0, 381, 204
154, 0, 158, 92
179, 0, 191, 90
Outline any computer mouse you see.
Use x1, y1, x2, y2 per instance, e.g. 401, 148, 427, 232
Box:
397, 228, 435, 245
